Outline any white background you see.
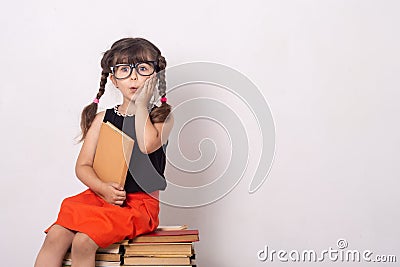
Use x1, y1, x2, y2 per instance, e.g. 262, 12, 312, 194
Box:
1, 0, 399, 266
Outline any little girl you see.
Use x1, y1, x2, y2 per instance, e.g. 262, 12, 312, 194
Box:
34, 37, 174, 267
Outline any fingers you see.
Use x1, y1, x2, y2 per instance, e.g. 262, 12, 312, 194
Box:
143, 75, 157, 91
114, 189, 126, 197
105, 182, 126, 206
111, 191, 126, 206
115, 200, 124, 206
133, 75, 158, 106
110, 193, 126, 206
110, 183, 126, 197
113, 194, 126, 201
110, 182, 124, 191
136, 79, 151, 96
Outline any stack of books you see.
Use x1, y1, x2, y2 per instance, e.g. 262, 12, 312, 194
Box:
61, 226, 199, 267
62, 242, 123, 266
122, 225, 199, 266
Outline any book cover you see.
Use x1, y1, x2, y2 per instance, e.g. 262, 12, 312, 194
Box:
124, 242, 193, 256
93, 121, 135, 187
130, 229, 199, 243
123, 255, 191, 265
157, 225, 188, 231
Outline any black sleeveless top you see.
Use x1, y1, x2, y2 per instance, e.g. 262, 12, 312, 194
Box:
103, 107, 167, 193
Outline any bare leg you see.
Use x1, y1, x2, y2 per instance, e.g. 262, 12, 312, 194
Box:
34, 224, 75, 267
71, 232, 98, 267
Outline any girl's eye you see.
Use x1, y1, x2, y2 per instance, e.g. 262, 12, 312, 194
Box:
120, 67, 130, 72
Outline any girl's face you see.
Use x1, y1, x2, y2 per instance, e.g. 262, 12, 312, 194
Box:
110, 64, 153, 102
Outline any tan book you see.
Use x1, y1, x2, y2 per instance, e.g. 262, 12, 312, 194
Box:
117, 239, 129, 245
93, 122, 134, 187
122, 266, 194, 267
64, 243, 122, 258
95, 253, 121, 262
156, 225, 188, 231
121, 266, 197, 267
64, 252, 121, 262
97, 243, 121, 254
121, 266, 193, 267
63, 259, 120, 266
124, 242, 192, 256
123, 256, 191, 265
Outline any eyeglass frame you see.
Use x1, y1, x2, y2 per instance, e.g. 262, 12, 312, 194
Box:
110, 61, 159, 80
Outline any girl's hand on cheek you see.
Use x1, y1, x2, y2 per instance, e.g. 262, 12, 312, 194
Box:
135, 74, 158, 108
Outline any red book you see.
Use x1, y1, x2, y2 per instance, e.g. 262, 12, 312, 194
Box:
130, 230, 199, 243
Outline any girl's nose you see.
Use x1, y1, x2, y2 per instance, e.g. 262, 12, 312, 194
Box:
130, 68, 138, 80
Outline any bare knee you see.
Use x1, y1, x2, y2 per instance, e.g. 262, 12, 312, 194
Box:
71, 233, 98, 256
43, 224, 74, 249
34, 225, 74, 267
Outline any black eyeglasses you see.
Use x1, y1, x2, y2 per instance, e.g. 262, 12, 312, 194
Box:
110, 61, 158, 79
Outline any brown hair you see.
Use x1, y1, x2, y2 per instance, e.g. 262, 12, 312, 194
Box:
79, 37, 171, 142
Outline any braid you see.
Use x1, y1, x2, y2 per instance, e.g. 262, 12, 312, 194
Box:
79, 70, 109, 142
98, 71, 108, 98
157, 56, 167, 97
150, 55, 171, 123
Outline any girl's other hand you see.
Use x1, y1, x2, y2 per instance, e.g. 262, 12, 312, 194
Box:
99, 182, 126, 205
135, 74, 158, 108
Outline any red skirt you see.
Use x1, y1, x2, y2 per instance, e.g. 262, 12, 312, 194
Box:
45, 189, 160, 248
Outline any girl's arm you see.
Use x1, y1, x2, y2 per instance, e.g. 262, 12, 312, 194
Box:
75, 111, 126, 205
135, 106, 174, 154
135, 75, 175, 154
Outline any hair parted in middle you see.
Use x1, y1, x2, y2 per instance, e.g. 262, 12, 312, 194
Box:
79, 37, 171, 142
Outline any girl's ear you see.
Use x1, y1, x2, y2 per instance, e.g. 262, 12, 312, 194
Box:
110, 74, 118, 88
